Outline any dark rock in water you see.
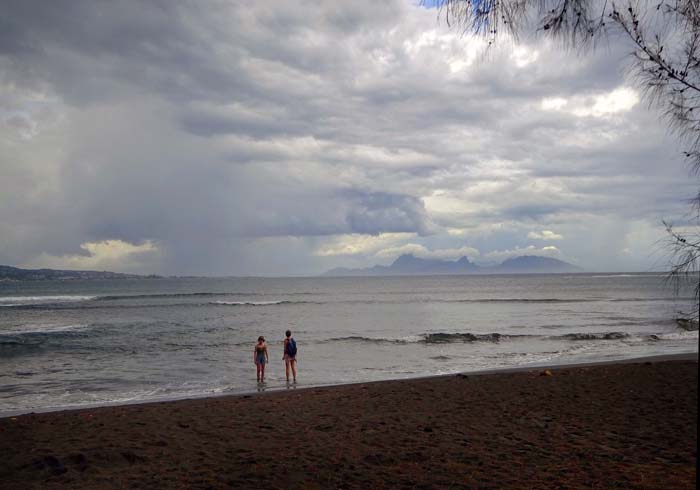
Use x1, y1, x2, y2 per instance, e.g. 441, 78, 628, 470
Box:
649, 334, 660, 341
423, 332, 502, 343
675, 318, 699, 331
563, 332, 629, 341
424, 332, 477, 343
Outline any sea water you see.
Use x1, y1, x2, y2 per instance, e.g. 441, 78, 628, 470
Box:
0, 274, 697, 414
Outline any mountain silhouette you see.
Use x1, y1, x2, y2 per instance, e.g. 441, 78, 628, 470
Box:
324, 254, 581, 276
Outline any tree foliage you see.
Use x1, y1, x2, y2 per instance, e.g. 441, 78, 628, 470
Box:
432, 0, 700, 318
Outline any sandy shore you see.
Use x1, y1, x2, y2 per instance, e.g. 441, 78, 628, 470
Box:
1, 356, 697, 489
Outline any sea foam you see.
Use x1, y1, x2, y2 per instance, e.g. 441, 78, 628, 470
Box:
0, 295, 97, 306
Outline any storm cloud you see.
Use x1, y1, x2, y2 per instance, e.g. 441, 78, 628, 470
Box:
0, 0, 693, 275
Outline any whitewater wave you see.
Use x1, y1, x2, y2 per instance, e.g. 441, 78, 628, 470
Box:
1, 293, 687, 310
97, 291, 320, 301
0, 323, 91, 337
325, 332, 513, 344
0, 295, 97, 306
3, 298, 312, 310
210, 300, 310, 306
322, 330, 657, 345
322, 335, 423, 345
98, 292, 244, 301
650, 331, 699, 341
210, 297, 671, 306
0, 324, 92, 352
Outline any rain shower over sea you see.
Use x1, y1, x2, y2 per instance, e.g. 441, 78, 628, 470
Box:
0, 274, 697, 414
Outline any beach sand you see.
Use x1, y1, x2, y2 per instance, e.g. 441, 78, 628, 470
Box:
1, 357, 696, 489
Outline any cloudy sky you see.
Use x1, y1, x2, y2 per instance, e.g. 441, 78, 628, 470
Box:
0, 0, 693, 276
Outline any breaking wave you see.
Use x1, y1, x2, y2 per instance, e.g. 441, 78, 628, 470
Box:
325, 332, 514, 344
0, 324, 92, 351
96, 291, 319, 301
324, 331, 645, 345
209, 300, 311, 306
0, 323, 91, 336
649, 331, 699, 341
1, 292, 689, 311
0, 295, 97, 306
99, 292, 233, 301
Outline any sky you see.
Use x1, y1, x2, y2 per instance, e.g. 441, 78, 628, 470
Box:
0, 0, 694, 276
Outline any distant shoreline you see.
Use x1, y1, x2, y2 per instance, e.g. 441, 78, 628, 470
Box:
0, 265, 675, 282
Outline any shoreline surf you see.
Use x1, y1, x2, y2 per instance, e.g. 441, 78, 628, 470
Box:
2, 351, 695, 419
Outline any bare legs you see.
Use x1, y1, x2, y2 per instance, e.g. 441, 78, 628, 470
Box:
285, 359, 297, 383
256, 362, 266, 383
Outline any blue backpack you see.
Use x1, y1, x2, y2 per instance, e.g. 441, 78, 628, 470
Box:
286, 338, 297, 357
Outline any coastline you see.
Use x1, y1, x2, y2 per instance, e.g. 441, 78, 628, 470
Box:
1, 355, 696, 489
2, 351, 697, 419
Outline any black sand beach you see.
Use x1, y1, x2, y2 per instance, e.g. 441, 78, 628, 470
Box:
0, 355, 697, 489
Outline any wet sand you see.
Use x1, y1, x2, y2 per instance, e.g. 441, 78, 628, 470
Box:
1, 356, 697, 489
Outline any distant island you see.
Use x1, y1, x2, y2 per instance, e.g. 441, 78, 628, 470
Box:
324, 254, 582, 276
1, 255, 582, 281
0, 265, 161, 281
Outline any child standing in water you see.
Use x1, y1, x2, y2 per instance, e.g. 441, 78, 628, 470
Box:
253, 336, 268, 383
283, 330, 297, 383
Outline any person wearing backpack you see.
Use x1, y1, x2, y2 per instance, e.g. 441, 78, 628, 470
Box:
283, 329, 297, 383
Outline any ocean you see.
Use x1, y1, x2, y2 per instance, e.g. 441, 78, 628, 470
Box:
0, 274, 697, 415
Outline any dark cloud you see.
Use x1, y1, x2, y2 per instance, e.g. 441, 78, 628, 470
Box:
0, 0, 692, 274
343, 191, 434, 236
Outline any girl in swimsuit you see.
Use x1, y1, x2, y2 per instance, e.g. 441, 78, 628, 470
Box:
253, 336, 269, 383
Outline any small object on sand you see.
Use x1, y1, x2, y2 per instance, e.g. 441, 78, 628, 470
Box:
33, 455, 67, 475
540, 369, 553, 377
456, 373, 469, 379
